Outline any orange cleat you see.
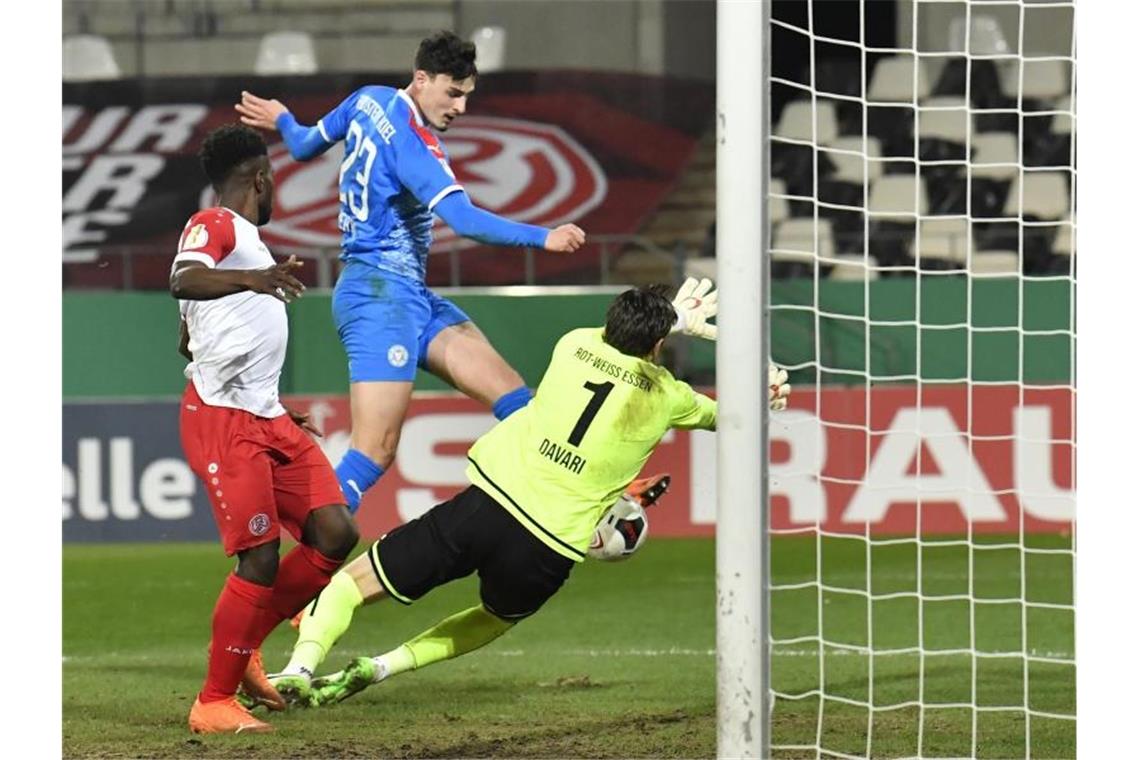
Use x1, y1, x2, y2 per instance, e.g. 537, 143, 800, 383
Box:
240, 650, 287, 711
188, 696, 273, 734
625, 473, 671, 508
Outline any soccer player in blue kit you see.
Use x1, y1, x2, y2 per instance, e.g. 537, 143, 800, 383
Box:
236, 31, 588, 514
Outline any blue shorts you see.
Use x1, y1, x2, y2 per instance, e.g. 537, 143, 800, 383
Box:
332, 263, 471, 383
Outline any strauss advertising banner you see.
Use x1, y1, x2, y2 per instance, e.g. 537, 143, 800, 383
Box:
63, 387, 1074, 544
62, 71, 715, 288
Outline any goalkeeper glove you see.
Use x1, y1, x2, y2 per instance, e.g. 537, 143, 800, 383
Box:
769, 364, 790, 411
671, 277, 718, 340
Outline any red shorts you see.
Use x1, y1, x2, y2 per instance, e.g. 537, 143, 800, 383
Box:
179, 382, 344, 555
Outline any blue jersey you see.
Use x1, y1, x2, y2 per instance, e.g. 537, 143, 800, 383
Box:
313, 86, 460, 280
276, 87, 549, 283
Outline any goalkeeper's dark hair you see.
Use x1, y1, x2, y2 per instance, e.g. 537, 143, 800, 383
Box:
198, 124, 269, 189
603, 285, 675, 358
415, 30, 478, 80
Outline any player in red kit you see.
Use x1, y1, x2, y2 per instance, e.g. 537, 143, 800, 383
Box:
171, 124, 359, 734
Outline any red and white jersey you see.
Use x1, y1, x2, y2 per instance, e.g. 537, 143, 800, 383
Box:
173, 207, 287, 418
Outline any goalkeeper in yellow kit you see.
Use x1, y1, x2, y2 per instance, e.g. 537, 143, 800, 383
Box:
266, 280, 790, 706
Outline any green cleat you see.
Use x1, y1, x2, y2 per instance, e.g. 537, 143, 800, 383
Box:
266, 672, 314, 708
310, 657, 378, 706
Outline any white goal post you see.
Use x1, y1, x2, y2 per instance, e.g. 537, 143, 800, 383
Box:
717, 1, 1076, 758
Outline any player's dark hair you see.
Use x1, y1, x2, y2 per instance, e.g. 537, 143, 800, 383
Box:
415, 30, 478, 80
198, 124, 268, 188
603, 285, 676, 358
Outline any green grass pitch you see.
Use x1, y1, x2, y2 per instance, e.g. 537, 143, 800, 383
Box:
63, 536, 1073, 758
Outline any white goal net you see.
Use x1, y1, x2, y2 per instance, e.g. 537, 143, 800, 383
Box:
764, 1, 1076, 757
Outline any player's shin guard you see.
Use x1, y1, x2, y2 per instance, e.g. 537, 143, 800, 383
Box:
492, 386, 533, 421
200, 573, 274, 703
335, 448, 384, 514
283, 570, 364, 677
392, 604, 515, 676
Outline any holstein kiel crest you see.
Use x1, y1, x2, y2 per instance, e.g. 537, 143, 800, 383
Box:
223, 116, 607, 250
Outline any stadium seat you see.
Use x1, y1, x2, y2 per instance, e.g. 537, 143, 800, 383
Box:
868, 56, 931, 103
1024, 95, 1073, 168
770, 178, 790, 224
1000, 59, 1069, 103
63, 35, 122, 81
948, 14, 1011, 56
255, 31, 318, 75
470, 26, 506, 72
970, 251, 1021, 275
918, 97, 970, 161
971, 133, 1019, 179
773, 218, 834, 261
1052, 95, 1074, 135
1003, 172, 1069, 219
829, 254, 881, 281
1052, 216, 1074, 257
869, 174, 929, 220
910, 217, 969, 270
821, 136, 884, 184
774, 100, 840, 145
771, 219, 834, 278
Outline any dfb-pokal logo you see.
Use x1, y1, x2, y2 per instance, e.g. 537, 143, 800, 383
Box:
201, 117, 607, 251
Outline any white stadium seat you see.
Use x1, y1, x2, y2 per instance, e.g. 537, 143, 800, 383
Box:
769, 178, 790, 224
829, 254, 881, 281
918, 97, 971, 144
1000, 58, 1069, 101
1003, 172, 1069, 219
823, 136, 884, 184
912, 217, 970, 265
868, 56, 931, 103
970, 251, 1021, 275
971, 133, 1019, 179
1052, 216, 1075, 256
775, 100, 839, 145
255, 31, 318, 75
470, 26, 507, 72
63, 35, 122, 81
1052, 94, 1073, 135
948, 14, 1011, 55
773, 218, 835, 262
869, 175, 930, 219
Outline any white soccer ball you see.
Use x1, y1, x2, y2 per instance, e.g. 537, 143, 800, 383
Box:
588, 498, 649, 561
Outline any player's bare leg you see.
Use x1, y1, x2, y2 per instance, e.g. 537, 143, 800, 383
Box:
347, 380, 414, 470
330, 380, 414, 513
424, 321, 529, 409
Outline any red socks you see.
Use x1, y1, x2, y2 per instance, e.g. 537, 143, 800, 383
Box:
253, 544, 343, 644
199, 573, 273, 703
199, 546, 343, 703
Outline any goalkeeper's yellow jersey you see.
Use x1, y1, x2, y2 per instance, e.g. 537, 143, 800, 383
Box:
466, 327, 717, 562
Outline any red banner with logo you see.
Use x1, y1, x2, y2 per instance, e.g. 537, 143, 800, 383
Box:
63, 72, 714, 288
284, 385, 1074, 542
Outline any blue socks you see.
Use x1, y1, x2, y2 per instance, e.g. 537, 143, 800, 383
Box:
336, 448, 384, 514
492, 386, 533, 421
335, 389, 529, 514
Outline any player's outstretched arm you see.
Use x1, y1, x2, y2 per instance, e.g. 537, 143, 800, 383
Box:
670, 277, 719, 340
432, 191, 585, 252
170, 256, 306, 303
235, 90, 333, 161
